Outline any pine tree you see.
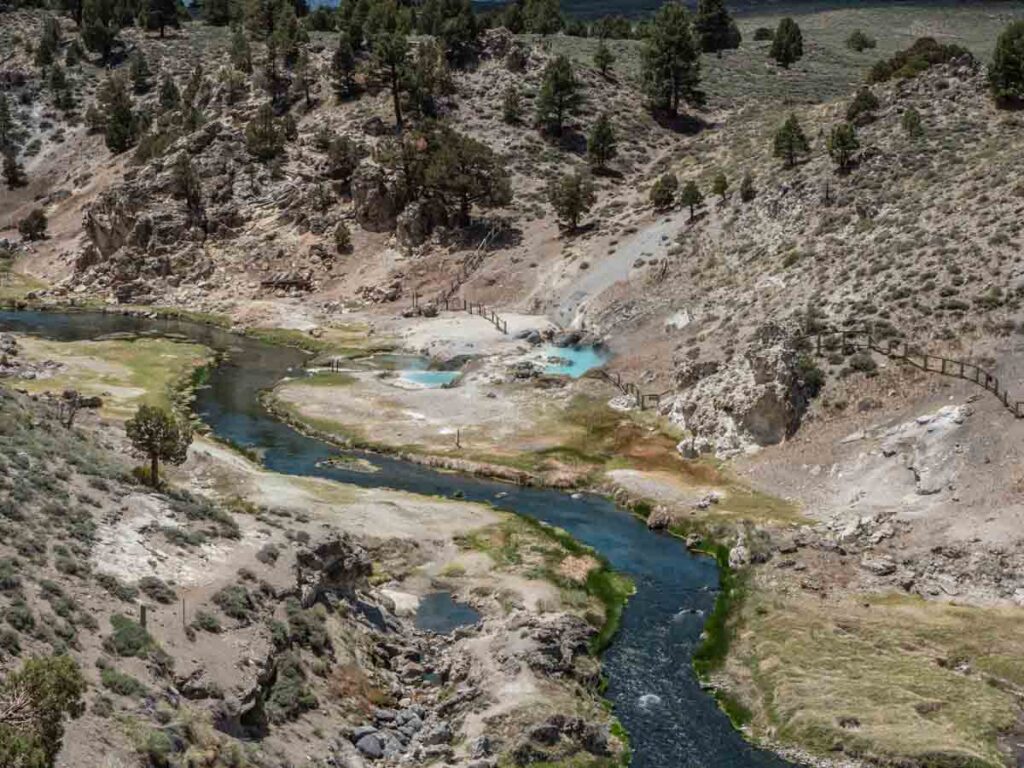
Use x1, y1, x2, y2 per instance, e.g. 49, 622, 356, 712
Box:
65, 39, 84, 66
97, 73, 136, 153
680, 179, 703, 219
586, 112, 617, 171
130, 51, 152, 93
62, 0, 85, 27
711, 171, 728, 200
408, 38, 452, 118
826, 122, 859, 172
18, 208, 48, 240
0, 95, 14, 151
245, 102, 284, 160
274, 6, 305, 69
770, 17, 803, 68
81, 0, 121, 62
640, 2, 702, 115
293, 46, 313, 107
772, 113, 809, 167
373, 31, 409, 130
172, 153, 205, 228
739, 171, 755, 202
694, 0, 740, 54
245, 0, 281, 42
35, 15, 62, 67
203, 0, 232, 25
418, 0, 478, 66
548, 171, 595, 232
0, 655, 86, 768
230, 26, 252, 73
502, 84, 522, 124
535, 55, 583, 135
423, 125, 511, 225
48, 64, 75, 111
594, 39, 615, 78
158, 73, 180, 110
524, 0, 561, 35
649, 172, 677, 209
125, 404, 192, 486
179, 64, 206, 131
148, 0, 179, 37
989, 20, 1024, 108
331, 32, 357, 99
846, 86, 879, 123
3, 152, 26, 189
901, 106, 924, 139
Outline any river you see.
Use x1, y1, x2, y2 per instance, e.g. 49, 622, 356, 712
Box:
0, 309, 795, 768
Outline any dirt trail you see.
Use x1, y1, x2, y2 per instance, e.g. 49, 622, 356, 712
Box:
550, 210, 688, 327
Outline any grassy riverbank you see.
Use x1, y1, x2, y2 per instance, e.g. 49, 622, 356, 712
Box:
12, 335, 214, 418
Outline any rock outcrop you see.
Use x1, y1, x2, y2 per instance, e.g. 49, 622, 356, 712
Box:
669, 324, 814, 457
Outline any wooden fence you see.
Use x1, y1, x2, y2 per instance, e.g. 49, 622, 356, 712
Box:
588, 328, 1023, 419
406, 225, 509, 335
591, 369, 672, 412
804, 329, 1024, 419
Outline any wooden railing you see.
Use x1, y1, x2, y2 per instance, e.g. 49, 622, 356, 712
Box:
591, 369, 671, 411
804, 329, 1024, 418
587, 328, 1023, 419
405, 225, 509, 335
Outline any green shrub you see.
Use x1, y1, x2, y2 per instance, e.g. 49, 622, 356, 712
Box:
95, 573, 139, 602
138, 576, 176, 604
100, 667, 148, 697
845, 30, 876, 52
0, 558, 21, 591
847, 351, 878, 375
266, 652, 317, 723
212, 585, 255, 622
141, 729, 173, 765
846, 87, 879, 122
191, 610, 222, 634
285, 599, 331, 655
91, 694, 115, 717
103, 615, 154, 658
0, 628, 21, 656
868, 38, 973, 82
796, 356, 826, 397
5, 599, 34, 632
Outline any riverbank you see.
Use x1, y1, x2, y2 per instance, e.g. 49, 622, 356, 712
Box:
0, 309, 638, 766
9, 302, 1024, 767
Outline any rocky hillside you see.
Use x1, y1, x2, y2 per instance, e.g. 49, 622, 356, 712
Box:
0, 365, 626, 766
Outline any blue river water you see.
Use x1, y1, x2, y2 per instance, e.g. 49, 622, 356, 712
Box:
0, 310, 795, 768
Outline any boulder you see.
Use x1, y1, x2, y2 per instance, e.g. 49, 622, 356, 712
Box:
396, 199, 448, 247
355, 733, 384, 759
351, 162, 402, 232
667, 323, 814, 457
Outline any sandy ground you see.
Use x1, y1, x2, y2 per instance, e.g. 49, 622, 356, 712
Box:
379, 310, 558, 359
273, 364, 578, 457
185, 438, 503, 541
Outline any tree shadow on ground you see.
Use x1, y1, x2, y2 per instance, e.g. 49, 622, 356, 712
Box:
652, 110, 710, 135
447, 217, 523, 251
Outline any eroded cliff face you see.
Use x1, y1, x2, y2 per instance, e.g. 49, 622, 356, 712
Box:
669, 324, 814, 457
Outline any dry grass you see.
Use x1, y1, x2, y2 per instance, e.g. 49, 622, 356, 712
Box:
729, 589, 1024, 766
